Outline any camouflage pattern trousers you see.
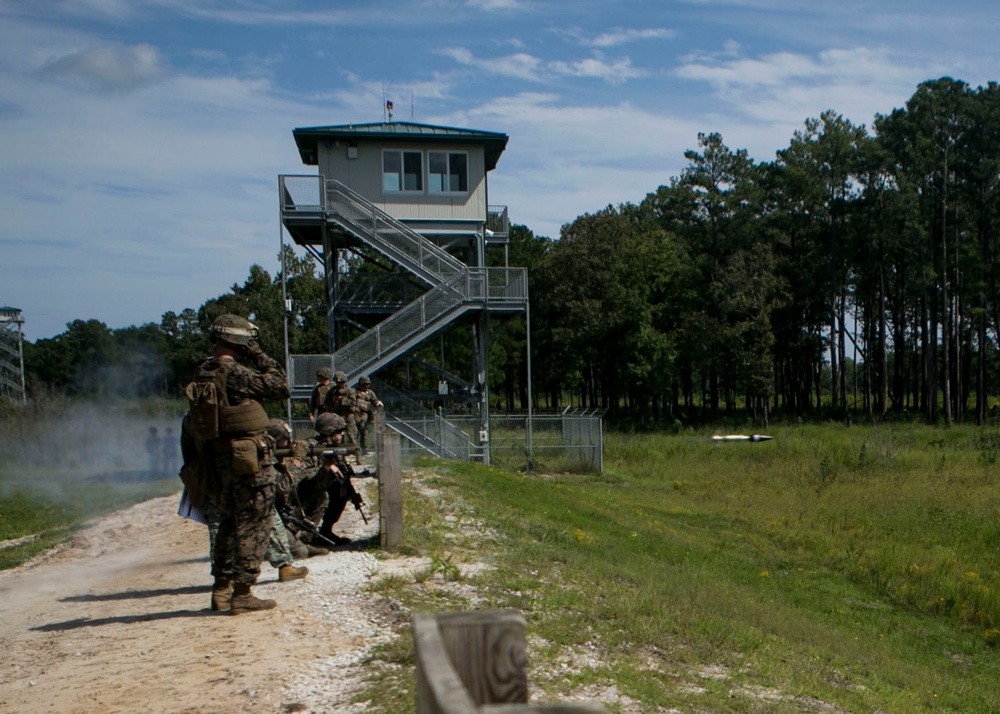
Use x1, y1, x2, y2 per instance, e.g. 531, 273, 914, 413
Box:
356, 413, 370, 450
335, 411, 360, 455
210, 450, 276, 585
205, 500, 292, 571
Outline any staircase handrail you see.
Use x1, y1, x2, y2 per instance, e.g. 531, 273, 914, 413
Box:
287, 267, 527, 387
384, 412, 472, 461
326, 179, 466, 285
332, 267, 527, 379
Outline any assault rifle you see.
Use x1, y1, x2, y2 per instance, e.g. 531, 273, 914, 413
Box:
277, 505, 344, 550
322, 452, 369, 525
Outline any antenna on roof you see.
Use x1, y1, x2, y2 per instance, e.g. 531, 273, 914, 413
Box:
411, 90, 415, 120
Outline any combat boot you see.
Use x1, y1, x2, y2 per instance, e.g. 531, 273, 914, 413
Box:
229, 583, 276, 615
278, 564, 308, 582
306, 544, 330, 557
210, 578, 232, 612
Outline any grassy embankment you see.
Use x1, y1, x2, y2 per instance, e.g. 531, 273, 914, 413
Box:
364, 423, 1000, 713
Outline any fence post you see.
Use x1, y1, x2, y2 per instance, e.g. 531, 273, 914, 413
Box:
379, 430, 403, 549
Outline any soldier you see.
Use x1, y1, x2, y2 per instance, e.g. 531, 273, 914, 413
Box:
187, 314, 290, 615
308, 367, 333, 423
323, 370, 363, 465
302, 412, 363, 546
260, 419, 315, 574
145, 426, 161, 476
267, 419, 329, 558
354, 375, 383, 455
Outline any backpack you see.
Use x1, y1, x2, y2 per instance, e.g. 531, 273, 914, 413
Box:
184, 361, 230, 444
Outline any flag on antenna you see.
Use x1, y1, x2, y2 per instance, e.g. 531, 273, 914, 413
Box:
386, 100, 394, 120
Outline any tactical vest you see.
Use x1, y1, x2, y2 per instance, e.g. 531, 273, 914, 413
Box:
328, 385, 357, 417
312, 382, 333, 414
185, 360, 270, 443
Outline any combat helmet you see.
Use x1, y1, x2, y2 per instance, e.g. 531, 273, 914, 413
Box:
315, 412, 346, 435
267, 418, 292, 442
210, 314, 258, 347
359, 375, 371, 386
317, 367, 332, 380
333, 370, 348, 383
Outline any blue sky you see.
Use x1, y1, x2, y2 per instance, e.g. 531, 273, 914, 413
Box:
2, 0, 997, 341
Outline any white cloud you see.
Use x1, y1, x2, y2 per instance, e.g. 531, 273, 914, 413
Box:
674, 46, 938, 132
465, 0, 526, 10
590, 27, 676, 48
440, 47, 545, 82
37, 42, 167, 93
441, 47, 647, 85
549, 55, 646, 84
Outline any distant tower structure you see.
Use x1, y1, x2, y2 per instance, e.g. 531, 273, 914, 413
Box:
0, 306, 26, 403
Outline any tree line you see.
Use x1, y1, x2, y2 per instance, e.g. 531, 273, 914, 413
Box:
19, 77, 1000, 427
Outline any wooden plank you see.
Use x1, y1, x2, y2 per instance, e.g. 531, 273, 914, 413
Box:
378, 430, 403, 549
434, 611, 528, 707
481, 704, 608, 713
412, 610, 609, 714
413, 612, 478, 714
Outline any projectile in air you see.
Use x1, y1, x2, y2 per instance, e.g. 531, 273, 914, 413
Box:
711, 434, 773, 443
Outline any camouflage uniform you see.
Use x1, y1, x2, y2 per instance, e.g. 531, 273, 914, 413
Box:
302, 413, 360, 544
318, 446, 359, 541
264, 507, 295, 568
355, 378, 381, 452
200, 349, 289, 587
323, 373, 361, 457
308, 367, 334, 420
273, 441, 325, 554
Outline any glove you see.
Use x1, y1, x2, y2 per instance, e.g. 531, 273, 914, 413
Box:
351, 492, 363, 508
244, 339, 264, 358
290, 440, 308, 460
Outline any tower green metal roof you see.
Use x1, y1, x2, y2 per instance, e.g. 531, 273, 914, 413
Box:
292, 121, 509, 170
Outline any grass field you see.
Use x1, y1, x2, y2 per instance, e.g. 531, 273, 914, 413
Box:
5, 411, 1000, 711
365, 422, 1000, 713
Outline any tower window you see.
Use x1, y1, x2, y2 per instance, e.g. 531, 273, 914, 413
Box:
383, 150, 423, 192
429, 151, 468, 193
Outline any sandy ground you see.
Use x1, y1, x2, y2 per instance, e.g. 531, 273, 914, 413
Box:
0, 475, 401, 714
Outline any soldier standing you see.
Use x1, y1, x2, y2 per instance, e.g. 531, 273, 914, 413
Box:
355, 375, 383, 455
323, 371, 363, 465
308, 367, 333, 423
188, 314, 290, 615
145, 426, 161, 476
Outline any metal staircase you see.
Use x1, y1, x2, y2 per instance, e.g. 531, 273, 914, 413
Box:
285, 179, 527, 391
281, 175, 527, 462
327, 268, 525, 384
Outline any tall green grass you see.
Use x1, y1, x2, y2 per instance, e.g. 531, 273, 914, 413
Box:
368, 423, 1000, 712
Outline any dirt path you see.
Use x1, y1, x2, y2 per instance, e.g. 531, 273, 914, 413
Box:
0, 481, 397, 714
